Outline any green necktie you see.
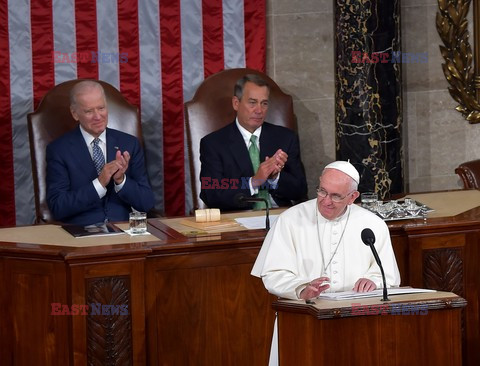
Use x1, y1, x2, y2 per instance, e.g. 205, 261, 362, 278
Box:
248, 135, 270, 210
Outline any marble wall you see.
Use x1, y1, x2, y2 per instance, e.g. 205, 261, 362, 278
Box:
267, 0, 480, 197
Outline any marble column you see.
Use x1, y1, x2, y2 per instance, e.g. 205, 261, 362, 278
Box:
334, 0, 403, 198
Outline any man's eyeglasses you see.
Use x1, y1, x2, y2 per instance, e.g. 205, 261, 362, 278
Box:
316, 188, 353, 203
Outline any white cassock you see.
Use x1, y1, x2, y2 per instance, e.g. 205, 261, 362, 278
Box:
251, 198, 401, 365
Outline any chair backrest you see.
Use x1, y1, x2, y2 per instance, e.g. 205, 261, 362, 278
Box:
455, 159, 480, 189
185, 68, 297, 210
27, 79, 141, 223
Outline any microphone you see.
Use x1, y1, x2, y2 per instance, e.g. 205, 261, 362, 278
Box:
361, 228, 390, 301
234, 193, 270, 230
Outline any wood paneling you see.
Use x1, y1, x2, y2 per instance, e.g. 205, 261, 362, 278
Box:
145, 249, 275, 366
391, 227, 480, 366
69, 259, 146, 366
277, 306, 463, 366
86, 276, 133, 366
0, 258, 68, 366
2, 207, 480, 365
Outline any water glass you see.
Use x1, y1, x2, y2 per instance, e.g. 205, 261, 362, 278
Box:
404, 198, 416, 210
376, 202, 391, 219
361, 192, 378, 209
129, 211, 147, 234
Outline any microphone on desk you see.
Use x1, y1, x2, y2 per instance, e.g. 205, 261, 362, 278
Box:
234, 193, 270, 230
361, 228, 390, 302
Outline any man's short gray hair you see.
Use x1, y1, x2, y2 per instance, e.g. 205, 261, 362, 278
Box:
70, 80, 106, 107
233, 74, 270, 100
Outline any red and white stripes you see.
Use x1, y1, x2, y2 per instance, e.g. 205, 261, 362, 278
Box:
0, 0, 265, 225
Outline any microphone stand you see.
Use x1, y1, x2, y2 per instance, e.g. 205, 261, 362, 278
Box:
235, 194, 270, 230
368, 244, 390, 302
361, 228, 390, 302
263, 199, 270, 231
249, 197, 270, 230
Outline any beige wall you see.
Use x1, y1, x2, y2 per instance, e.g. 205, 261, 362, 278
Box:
267, 0, 479, 197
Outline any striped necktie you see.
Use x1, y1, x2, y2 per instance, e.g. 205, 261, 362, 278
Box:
91, 138, 105, 175
248, 135, 270, 209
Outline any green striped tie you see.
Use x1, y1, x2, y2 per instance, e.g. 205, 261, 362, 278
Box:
248, 135, 270, 210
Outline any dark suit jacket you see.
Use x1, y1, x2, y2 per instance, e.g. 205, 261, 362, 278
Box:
199, 121, 307, 210
46, 126, 154, 225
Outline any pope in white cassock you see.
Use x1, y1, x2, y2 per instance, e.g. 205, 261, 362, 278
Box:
251, 160, 401, 365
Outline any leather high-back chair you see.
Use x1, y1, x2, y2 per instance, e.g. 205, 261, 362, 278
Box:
185, 68, 297, 210
455, 159, 480, 189
28, 79, 142, 223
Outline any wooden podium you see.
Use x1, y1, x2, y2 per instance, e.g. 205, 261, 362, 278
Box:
273, 291, 466, 366
2, 192, 480, 365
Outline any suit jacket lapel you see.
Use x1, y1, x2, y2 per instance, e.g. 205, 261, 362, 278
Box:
259, 122, 276, 161
105, 128, 118, 162
71, 126, 97, 176
227, 122, 254, 176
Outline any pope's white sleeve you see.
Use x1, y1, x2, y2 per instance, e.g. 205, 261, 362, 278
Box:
251, 215, 310, 300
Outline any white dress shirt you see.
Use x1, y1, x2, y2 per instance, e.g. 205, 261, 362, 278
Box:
235, 119, 279, 206
79, 127, 125, 197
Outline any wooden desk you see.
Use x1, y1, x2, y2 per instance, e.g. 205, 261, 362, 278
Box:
1, 192, 480, 365
274, 292, 466, 366
388, 190, 480, 366
0, 214, 277, 366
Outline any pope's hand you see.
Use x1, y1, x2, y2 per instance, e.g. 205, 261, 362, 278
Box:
299, 277, 330, 300
353, 278, 376, 292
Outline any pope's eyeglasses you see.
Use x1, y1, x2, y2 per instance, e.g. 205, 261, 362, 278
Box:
316, 188, 354, 203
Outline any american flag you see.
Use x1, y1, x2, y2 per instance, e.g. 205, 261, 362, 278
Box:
0, 0, 266, 226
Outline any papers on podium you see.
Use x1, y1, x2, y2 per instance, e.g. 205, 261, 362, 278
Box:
62, 222, 125, 238
235, 215, 280, 229
318, 287, 436, 300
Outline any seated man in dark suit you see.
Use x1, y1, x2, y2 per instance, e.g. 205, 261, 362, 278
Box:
200, 74, 307, 210
46, 80, 154, 225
